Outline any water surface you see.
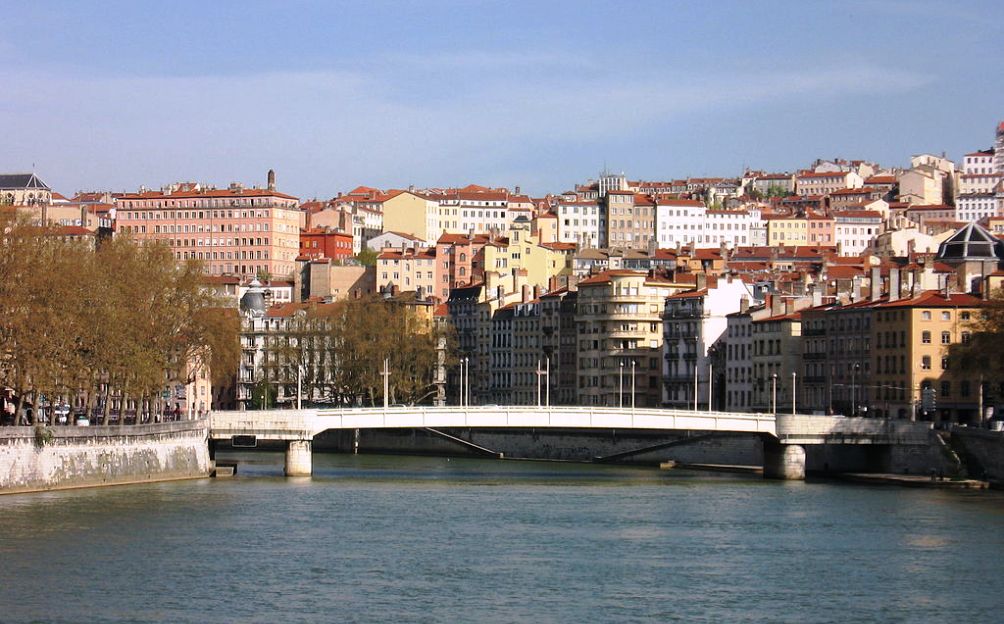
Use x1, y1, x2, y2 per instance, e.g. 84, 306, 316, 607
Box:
2, 453, 1002, 623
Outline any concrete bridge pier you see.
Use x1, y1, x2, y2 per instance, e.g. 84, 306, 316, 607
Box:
285, 439, 312, 476
763, 441, 806, 480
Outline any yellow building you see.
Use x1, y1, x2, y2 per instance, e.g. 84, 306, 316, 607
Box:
480, 216, 566, 292
767, 215, 809, 246
872, 290, 986, 423
381, 190, 441, 241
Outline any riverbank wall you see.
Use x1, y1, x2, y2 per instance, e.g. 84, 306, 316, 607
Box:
0, 419, 211, 494
951, 428, 1004, 485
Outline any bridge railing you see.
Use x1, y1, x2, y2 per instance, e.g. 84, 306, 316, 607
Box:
310, 405, 778, 436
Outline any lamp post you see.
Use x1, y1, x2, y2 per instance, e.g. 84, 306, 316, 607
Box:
693, 363, 698, 411
463, 357, 469, 407
545, 357, 551, 407
296, 364, 302, 410
380, 358, 391, 409
630, 360, 636, 410
771, 373, 778, 416
851, 362, 860, 417
708, 363, 713, 413
791, 371, 797, 416
619, 361, 624, 408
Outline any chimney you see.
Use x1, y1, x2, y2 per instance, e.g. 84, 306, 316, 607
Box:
851, 275, 862, 302
497, 285, 504, 302
740, 295, 750, 314
267, 169, 276, 192
811, 283, 822, 307
522, 284, 530, 303
870, 266, 882, 301
696, 273, 707, 291
771, 295, 785, 317
889, 268, 900, 301
784, 299, 795, 315
533, 285, 541, 299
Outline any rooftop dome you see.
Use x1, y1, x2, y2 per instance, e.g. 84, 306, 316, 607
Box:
936, 222, 1004, 263
239, 279, 267, 316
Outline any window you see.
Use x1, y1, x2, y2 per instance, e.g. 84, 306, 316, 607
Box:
941, 311, 950, 321
921, 356, 931, 370
921, 331, 931, 344
941, 331, 951, 345
921, 311, 931, 320
940, 381, 950, 397
962, 331, 971, 344
941, 357, 949, 370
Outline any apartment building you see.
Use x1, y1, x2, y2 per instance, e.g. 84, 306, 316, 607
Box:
116, 177, 301, 278
834, 210, 884, 256
574, 270, 685, 407
795, 171, 863, 196
606, 191, 654, 249
556, 199, 603, 248
873, 291, 985, 423
662, 276, 756, 410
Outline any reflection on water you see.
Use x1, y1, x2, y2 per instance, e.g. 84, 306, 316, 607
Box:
1, 452, 1003, 624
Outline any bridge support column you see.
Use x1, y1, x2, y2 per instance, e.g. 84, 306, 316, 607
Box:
285, 440, 312, 477
763, 442, 805, 480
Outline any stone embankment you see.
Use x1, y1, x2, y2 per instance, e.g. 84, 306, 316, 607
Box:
0, 419, 211, 494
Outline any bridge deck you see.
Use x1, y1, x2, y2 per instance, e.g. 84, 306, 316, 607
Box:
209, 407, 934, 445
210, 406, 777, 441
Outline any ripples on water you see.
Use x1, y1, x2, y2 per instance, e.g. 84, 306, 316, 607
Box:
2, 453, 1003, 623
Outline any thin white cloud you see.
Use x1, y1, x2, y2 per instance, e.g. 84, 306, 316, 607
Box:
0, 61, 933, 195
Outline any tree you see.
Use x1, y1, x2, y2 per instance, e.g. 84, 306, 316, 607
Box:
0, 217, 239, 425
325, 296, 453, 405
355, 246, 378, 266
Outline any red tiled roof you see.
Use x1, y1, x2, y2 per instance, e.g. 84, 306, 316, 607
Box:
877, 291, 984, 309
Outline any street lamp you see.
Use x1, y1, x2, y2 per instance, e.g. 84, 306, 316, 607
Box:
851, 362, 860, 417
792, 371, 797, 416
771, 373, 778, 416
630, 360, 637, 410
619, 361, 624, 408
708, 363, 713, 414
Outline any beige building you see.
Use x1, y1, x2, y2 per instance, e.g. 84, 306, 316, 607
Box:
795, 171, 863, 196
605, 191, 654, 249
381, 190, 441, 241
574, 270, 685, 407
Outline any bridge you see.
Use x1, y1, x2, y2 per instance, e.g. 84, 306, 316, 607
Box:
209, 406, 935, 480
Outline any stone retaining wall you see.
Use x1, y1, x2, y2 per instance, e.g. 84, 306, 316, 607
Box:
0, 420, 211, 494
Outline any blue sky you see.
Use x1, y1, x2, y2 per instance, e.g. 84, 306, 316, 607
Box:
2, 0, 1002, 198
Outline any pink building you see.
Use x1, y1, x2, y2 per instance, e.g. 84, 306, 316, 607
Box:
116, 175, 302, 279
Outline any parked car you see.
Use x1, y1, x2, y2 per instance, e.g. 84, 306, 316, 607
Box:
75, 414, 90, 427
54, 404, 71, 425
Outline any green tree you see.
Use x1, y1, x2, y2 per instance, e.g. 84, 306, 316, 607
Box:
355, 246, 378, 266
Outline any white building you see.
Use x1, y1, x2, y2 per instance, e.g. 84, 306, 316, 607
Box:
437, 189, 510, 235
663, 276, 757, 410
705, 207, 760, 248
656, 198, 706, 247
556, 200, 603, 248
956, 149, 1001, 222
834, 210, 884, 256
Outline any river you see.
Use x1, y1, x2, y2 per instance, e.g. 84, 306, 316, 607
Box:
2, 452, 1003, 623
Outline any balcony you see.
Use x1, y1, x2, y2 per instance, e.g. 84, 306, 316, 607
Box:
803, 328, 826, 336
803, 352, 828, 360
